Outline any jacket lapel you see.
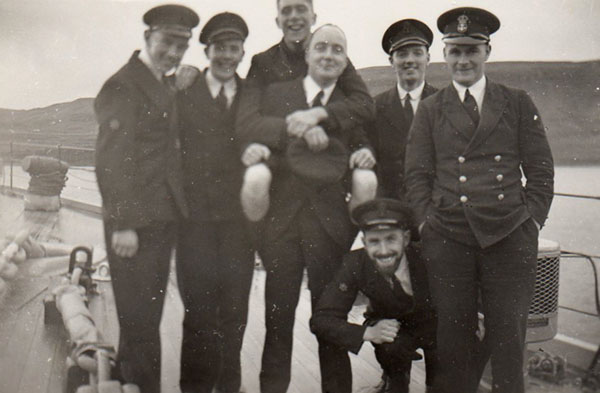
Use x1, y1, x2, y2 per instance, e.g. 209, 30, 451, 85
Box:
441, 84, 476, 142
422, 83, 437, 100
381, 88, 410, 132
464, 80, 507, 154
127, 52, 173, 111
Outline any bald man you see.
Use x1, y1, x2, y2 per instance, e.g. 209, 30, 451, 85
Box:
243, 25, 369, 393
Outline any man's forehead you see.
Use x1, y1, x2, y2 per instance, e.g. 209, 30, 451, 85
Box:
310, 26, 346, 48
278, 0, 312, 10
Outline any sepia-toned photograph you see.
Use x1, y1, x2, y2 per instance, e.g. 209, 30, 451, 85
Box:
0, 1, 599, 392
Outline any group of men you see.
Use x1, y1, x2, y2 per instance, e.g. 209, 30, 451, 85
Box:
94, 1, 554, 393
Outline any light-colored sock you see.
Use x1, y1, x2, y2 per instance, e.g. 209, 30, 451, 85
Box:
348, 168, 378, 213
240, 163, 272, 222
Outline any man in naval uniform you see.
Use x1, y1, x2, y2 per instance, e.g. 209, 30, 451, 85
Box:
94, 5, 198, 393
244, 24, 370, 393
311, 198, 438, 393
404, 7, 554, 393
176, 12, 253, 393
370, 19, 438, 200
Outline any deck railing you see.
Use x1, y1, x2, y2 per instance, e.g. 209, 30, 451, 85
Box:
0, 141, 100, 210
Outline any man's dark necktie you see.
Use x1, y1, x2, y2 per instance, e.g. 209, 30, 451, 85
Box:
215, 85, 228, 111
311, 90, 324, 108
463, 88, 480, 127
404, 93, 414, 125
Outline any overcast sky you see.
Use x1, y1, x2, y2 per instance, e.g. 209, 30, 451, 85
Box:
1, 0, 598, 109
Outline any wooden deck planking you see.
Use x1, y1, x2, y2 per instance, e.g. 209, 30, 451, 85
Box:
0, 192, 429, 392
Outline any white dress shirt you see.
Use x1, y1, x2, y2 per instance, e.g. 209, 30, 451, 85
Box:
453, 76, 486, 113
303, 75, 337, 106
397, 81, 426, 114
394, 253, 413, 296
206, 69, 237, 108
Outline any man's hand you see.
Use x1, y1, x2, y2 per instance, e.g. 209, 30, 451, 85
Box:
363, 319, 400, 344
241, 143, 271, 167
111, 229, 139, 258
286, 107, 328, 137
349, 148, 376, 169
174, 65, 200, 91
303, 126, 329, 152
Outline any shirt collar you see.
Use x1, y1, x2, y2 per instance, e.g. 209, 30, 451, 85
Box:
205, 68, 238, 103
397, 81, 425, 101
138, 48, 163, 82
303, 75, 336, 106
394, 253, 413, 296
453, 76, 486, 112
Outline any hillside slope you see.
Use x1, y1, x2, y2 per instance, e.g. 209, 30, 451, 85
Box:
0, 61, 598, 165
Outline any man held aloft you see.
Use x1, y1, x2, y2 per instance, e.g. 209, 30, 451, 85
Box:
244, 24, 372, 393
237, 0, 377, 222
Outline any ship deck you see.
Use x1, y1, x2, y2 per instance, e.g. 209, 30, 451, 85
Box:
0, 186, 596, 393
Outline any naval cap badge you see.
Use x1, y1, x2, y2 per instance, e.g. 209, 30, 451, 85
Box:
457, 14, 469, 33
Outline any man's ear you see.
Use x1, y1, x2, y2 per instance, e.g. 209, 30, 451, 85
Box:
275, 16, 282, 30
485, 44, 492, 61
144, 29, 151, 42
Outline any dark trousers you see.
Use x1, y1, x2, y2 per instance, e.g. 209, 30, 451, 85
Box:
373, 309, 438, 393
177, 219, 254, 393
104, 221, 176, 393
374, 332, 438, 393
260, 206, 352, 393
421, 219, 538, 393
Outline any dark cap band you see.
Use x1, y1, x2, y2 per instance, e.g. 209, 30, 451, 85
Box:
437, 7, 500, 45
382, 19, 433, 54
200, 12, 249, 44
143, 5, 199, 38
352, 198, 413, 231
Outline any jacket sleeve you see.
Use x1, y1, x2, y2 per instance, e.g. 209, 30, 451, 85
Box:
310, 256, 367, 354
322, 60, 376, 132
518, 90, 554, 226
94, 78, 142, 230
404, 102, 436, 226
235, 55, 288, 151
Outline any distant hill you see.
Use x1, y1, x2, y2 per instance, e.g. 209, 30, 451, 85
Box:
0, 60, 598, 165
0, 97, 96, 147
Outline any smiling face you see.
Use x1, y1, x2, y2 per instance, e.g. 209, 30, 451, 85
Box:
144, 29, 190, 74
305, 25, 348, 87
276, 0, 316, 48
363, 227, 410, 278
443, 43, 491, 87
390, 44, 429, 91
205, 38, 245, 82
